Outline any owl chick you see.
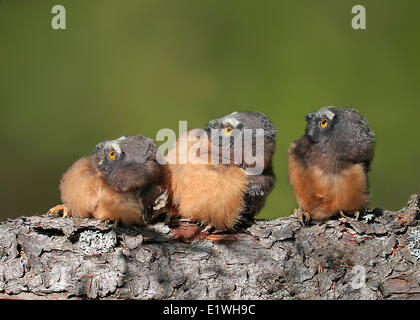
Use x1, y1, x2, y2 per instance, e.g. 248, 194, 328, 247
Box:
49, 135, 167, 225
166, 111, 277, 231
288, 106, 375, 223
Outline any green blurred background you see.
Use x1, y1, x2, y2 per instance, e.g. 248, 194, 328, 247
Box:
0, 0, 419, 221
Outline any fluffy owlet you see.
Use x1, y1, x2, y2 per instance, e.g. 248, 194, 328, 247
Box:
166, 111, 277, 231
49, 135, 167, 225
288, 106, 375, 223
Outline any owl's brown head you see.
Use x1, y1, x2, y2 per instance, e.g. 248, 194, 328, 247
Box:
206, 111, 277, 148
303, 106, 375, 170
304, 107, 374, 144
205, 111, 277, 174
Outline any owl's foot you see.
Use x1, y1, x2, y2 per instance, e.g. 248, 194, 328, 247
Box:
168, 216, 198, 229
153, 190, 169, 211
48, 204, 70, 218
170, 217, 217, 234
294, 208, 311, 225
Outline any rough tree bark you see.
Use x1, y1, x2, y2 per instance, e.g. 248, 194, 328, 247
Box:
0, 194, 419, 300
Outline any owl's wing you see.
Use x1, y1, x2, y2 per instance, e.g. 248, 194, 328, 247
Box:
339, 134, 375, 172
239, 169, 275, 224
337, 111, 375, 171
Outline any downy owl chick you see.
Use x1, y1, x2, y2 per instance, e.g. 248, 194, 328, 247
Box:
166, 111, 276, 231
288, 106, 375, 222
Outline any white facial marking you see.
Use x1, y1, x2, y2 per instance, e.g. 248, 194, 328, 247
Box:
103, 141, 122, 154
223, 116, 240, 127
324, 109, 335, 120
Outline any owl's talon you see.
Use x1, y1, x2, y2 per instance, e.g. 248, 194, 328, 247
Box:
201, 224, 215, 233
48, 205, 70, 218
294, 208, 311, 225
340, 210, 360, 221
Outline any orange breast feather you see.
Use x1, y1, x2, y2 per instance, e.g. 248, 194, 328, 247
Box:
288, 143, 368, 220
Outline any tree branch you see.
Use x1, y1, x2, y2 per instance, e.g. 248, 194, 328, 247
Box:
0, 194, 419, 300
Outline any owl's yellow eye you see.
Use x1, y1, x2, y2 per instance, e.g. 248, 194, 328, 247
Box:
320, 118, 328, 128
224, 126, 232, 136
108, 150, 116, 160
